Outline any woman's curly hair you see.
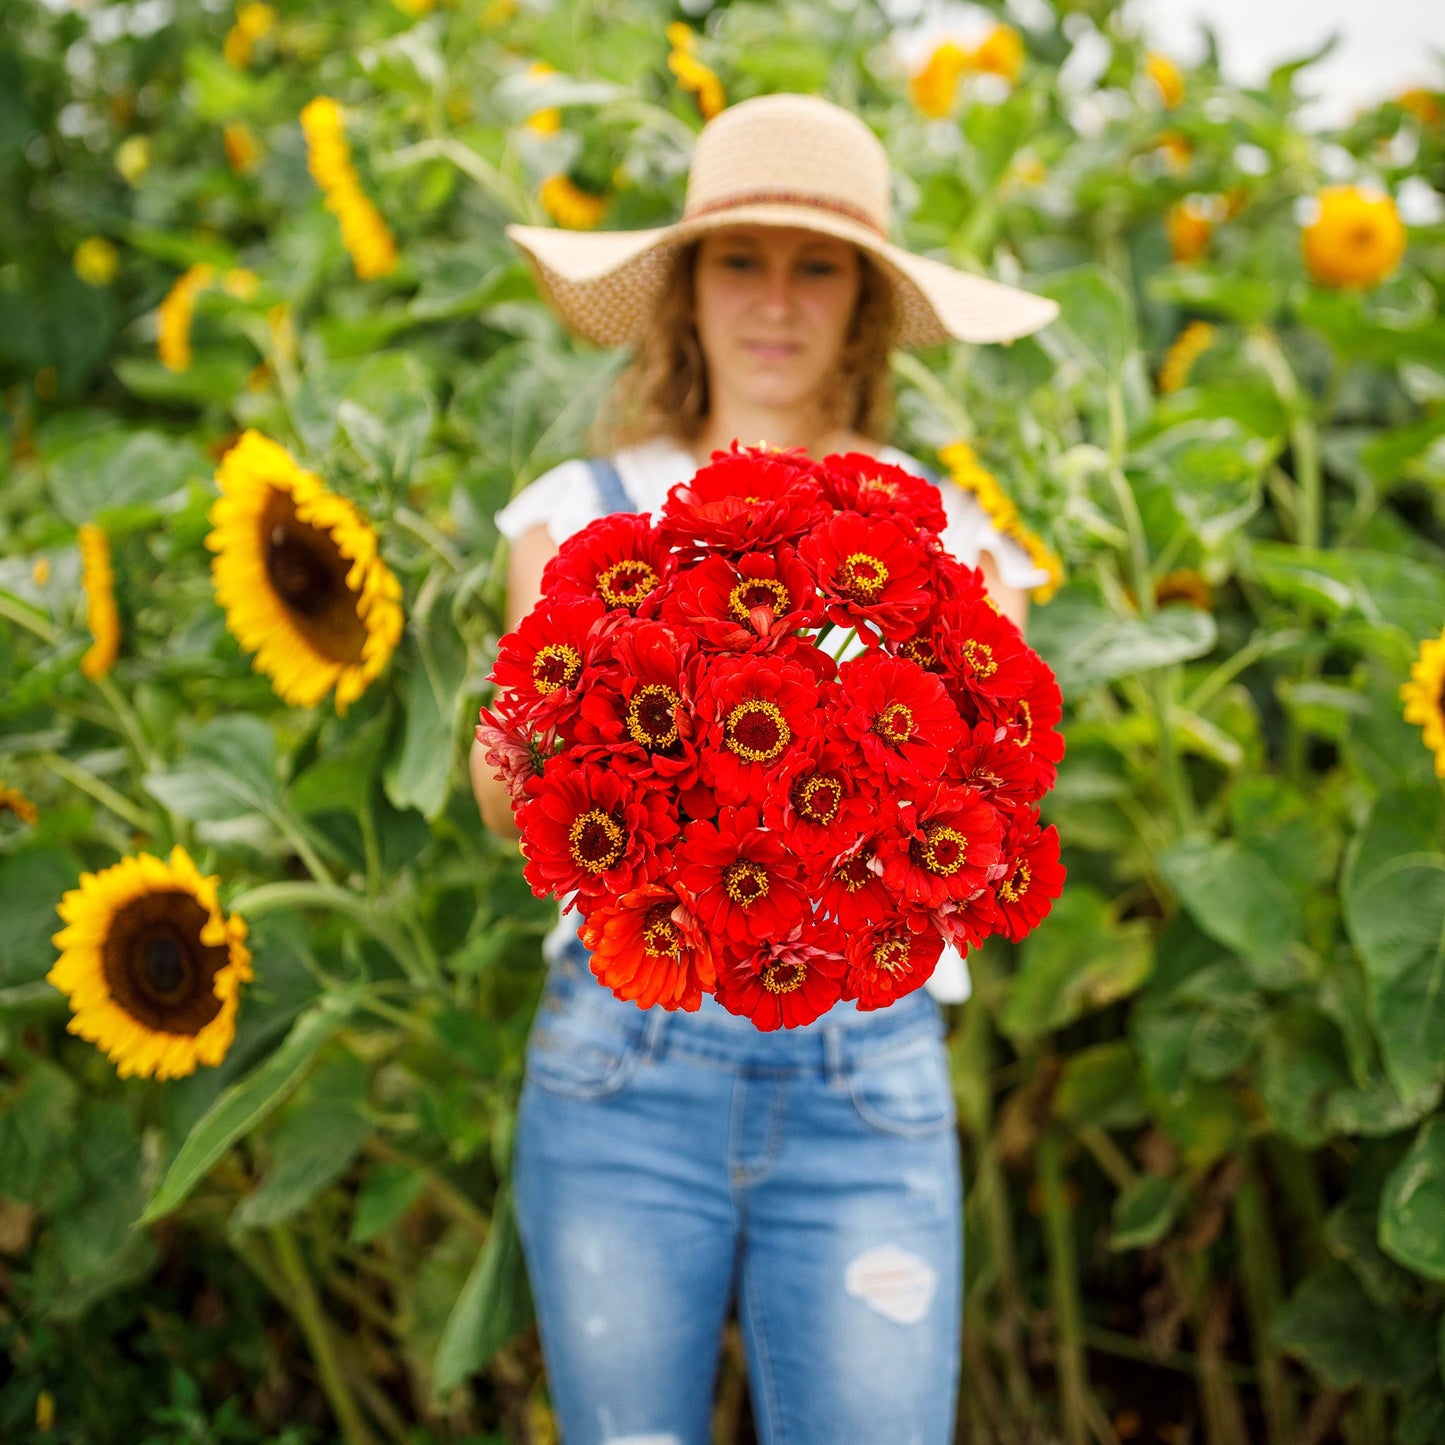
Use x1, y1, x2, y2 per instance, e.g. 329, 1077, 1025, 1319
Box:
589, 239, 897, 454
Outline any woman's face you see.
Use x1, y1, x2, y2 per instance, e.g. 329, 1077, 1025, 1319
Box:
693, 225, 862, 421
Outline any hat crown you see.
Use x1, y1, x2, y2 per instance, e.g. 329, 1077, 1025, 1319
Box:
682, 93, 892, 235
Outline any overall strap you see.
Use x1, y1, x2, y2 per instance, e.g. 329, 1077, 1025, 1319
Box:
586, 457, 636, 515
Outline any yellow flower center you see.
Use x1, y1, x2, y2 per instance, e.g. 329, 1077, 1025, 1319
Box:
1013, 700, 1034, 748
999, 861, 1031, 902
918, 825, 968, 877
568, 809, 625, 873
761, 959, 806, 994
724, 860, 770, 907
793, 773, 841, 826
872, 936, 911, 975
874, 702, 914, 746
725, 699, 790, 763
626, 683, 681, 749
643, 906, 682, 958
961, 640, 997, 679
532, 642, 582, 695
838, 551, 889, 601
899, 638, 938, 670
728, 577, 791, 623
596, 558, 660, 610
836, 851, 874, 894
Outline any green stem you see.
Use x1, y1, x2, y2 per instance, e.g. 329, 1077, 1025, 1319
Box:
92, 673, 162, 774
1038, 1131, 1089, 1445
890, 350, 974, 435
384, 137, 532, 221
267, 1224, 380, 1445
0, 588, 56, 644
1233, 1160, 1297, 1445
393, 506, 463, 571
1184, 627, 1308, 715
37, 750, 153, 831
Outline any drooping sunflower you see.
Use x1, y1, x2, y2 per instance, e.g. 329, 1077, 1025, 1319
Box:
48, 845, 252, 1081
970, 23, 1024, 85
1157, 318, 1217, 394
1145, 52, 1185, 109
157, 263, 217, 373
909, 41, 969, 118
78, 522, 120, 680
1401, 629, 1445, 777
666, 22, 726, 120
206, 430, 404, 713
539, 173, 609, 230
1301, 185, 1407, 291
300, 96, 399, 281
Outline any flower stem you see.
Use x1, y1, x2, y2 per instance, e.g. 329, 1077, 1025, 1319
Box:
37, 750, 153, 831
0, 589, 56, 644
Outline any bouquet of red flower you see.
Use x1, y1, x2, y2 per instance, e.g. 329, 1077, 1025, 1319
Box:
477, 445, 1065, 1030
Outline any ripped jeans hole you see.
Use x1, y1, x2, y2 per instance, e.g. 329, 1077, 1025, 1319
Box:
843, 1243, 938, 1326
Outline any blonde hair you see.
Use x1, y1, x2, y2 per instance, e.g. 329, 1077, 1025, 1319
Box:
589, 240, 897, 455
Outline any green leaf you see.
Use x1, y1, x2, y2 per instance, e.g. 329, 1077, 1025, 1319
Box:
1146, 267, 1279, 325
138, 987, 360, 1225
143, 714, 279, 822
0, 847, 79, 986
0, 1062, 79, 1207
1380, 1116, 1445, 1282
1030, 600, 1217, 692
350, 1161, 428, 1245
287, 709, 392, 820
1052, 1041, 1147, 1129
1034, 265, 1137, 377
383, 629, 468, 820
1342, 787, 1445, 1102
1111, 1174, 1186, 1251
45, 430, 211, 525
338, 352, 437, 483
1129, 419, 1271, 545
433, 1182, 531, 1396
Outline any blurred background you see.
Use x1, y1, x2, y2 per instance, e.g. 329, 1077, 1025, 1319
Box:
2, 1, 1445, 1443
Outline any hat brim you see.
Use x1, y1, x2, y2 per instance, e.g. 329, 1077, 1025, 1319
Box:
505, 206, 1059, 349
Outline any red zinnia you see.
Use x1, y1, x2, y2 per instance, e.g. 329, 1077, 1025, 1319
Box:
832, 652, 962, 787
765, 737, 875, 859
517, 761, 678, 906
580, 880, 717, 1011
814, 840, 896, 932
996, 651, 1066, 780
946, 719, 1049, 814
798, 510, 932, 645
661, 548, 820, 653
993, 815, 1065, 942
542, 513, 672, 615
676, 805, 807, 947
819, 453, 947, 536
489, 596, 607, 730
877, 782, 1004, 910
844, 923, 945, 1011
714, 918, 848, 1030
475, 704, 551, 806
930, 595, 1035, 724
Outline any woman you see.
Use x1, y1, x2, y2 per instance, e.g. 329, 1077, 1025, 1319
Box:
470, 94, 1057, 1445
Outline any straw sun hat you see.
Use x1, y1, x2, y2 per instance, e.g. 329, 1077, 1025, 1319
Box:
506, 92, 1059, 350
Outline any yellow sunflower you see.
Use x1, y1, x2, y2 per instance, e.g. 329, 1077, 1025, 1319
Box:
0, 785, 39, 825
1157, 318, 1217, 394
157, 263, 217, 373
1154, 568, 1213, 611
1145, 52, 1184, 109
300, 96, 399, 281
223, 120, 262, 175
78, 522, 120, 681
540, 174, 609, 230
524, 60, 562, 134
909, 41, 969, 118
1401, 629, 1445, 777
1397, 88, 1443, 127
223, 1, 276, 68
1301, 185, 1406, 291
666, 23, 725, 120
1167, 197, 1213, 263
970, 24, 1024, 85
205, 431, 404, 714
48, 845, 252, 1081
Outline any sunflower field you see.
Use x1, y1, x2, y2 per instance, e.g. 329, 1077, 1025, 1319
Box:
3, 0, 1445, 1440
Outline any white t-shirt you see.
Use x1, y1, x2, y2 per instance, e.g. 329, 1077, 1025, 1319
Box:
494, 438, 1049, 1005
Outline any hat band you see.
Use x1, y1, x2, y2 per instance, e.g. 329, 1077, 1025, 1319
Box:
682, 188, 887, 237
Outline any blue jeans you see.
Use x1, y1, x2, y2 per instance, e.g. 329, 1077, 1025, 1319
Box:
512, 936, 963, 1445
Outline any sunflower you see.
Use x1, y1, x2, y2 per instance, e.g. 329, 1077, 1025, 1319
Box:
0, 785, 39, 825
1167, 197, 1213, 263
74, 237, 119, 287
1401, 629, 1445, 777
970, 23, 1024, 85
909, 41, 969, 118
223, 1, 276, 68
1154, 568, 1213, 611
223, 121, 261, 175
539, 174, 609, 230
78, 522, 120, 681
300, 96, 399, 281
157, 264, 217, 373
666, 22, 725, 120
48, 846, 252, 1081
206, 430, 404, 713
1158, 318, 1217, 394
1397, 88, 1443, 127
524, 60, 562, 134
1145, 52, 1184, 109
1301, 185, 1406, 291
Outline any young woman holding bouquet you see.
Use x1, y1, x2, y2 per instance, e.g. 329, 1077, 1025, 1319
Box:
470, 93, 1060, 1445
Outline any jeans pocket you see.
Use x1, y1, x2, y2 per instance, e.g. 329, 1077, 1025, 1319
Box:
846, 1033, 957, 1137
524, 971, 647, 1101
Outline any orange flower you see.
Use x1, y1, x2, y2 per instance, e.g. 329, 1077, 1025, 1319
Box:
1301, 185, 1406, 290
223, 121, 261, 175
970, 24, 1024, 85
909, 41, 969, 118
1397, 88, 1443, 127
1167, 197, 1213, 263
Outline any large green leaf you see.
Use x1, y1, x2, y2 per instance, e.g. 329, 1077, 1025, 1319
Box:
138, 986, 361, 1225
338, 352, 438, 484
1380, 1116, 1445, 1283
1033, 265, 1137, 378
143, 714, 279, 822
384, 628, 469, 820
1342, 787, 1445, 1102
45, 429, 211, 525
1128, 418, 1272, 545
1029, 600, 1217, 692
0, 847, 80, 986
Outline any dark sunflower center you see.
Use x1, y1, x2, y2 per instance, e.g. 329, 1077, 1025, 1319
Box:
568, 809, 625, 873
961, 640, 997, 679
532, 642, 582, 695
725, 700, 790, 763
260, 490, 369, 666
914, 825, 967, 876
874, 702, 914, 746
724, 860, 769, 907
761, 959, 805, 994
728, 577, 791, 623
999, 861, 1031, 902
838, 551, 889, 601
101, 890, 227, 1036
642, 905, 682, 958
793, 772, 841, 826
873, 936, 910, 975
1348, 222, 1376, 249
627, 684, 681, 749
596, 559, 660, 610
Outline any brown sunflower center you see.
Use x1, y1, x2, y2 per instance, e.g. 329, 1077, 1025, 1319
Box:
261, 489, 369, 666
917, 825, 968, 876
101, 890, 227, 1036
532, 642, 582, 695
899, 638, 938, 670
729, 577, 791, 623
1348, 221, 1377, 249
724, 860, 770, 907
642, 905, 682, 958
568, 809, 625, 873
793, 772, 841, 826
597, 559, 660, 610
961, 640, 997, 679
627, 684, 681, 749
999, 861, 1031, 902
725, 699, 790, 763
873, 936, 911, 975
874, 702, 914, 746
761, 959, 806, 994
838, 551, 889, 601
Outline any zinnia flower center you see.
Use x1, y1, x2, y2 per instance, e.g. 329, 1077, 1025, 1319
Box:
596, 558, 661, 610
917, 825, 968, 876
838, 551, 889, 601
899, 638, 938, 670
101, 890, 228, 1036
724, 859, 770, 907
836, 851, 875, 894
728, 577, 791, 623
999, 861, 1031, 902
859, 477, 896, 501
642, 905, 682, 958
627, 683, 681, 749
725, 699, 790, 763
568, 809, 625, 873
532, 642, 582, 695
872, 936, 911, 975
762, 958, 806, 994
793, 773, 841, 826
874, 702, 914, 746
261, 489, 369, 665
1013, 700, 1034, 748
961, 640, 997, 679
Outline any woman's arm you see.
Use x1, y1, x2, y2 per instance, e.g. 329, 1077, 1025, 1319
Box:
978, 549, 1029, 633
469, 522, 560, 838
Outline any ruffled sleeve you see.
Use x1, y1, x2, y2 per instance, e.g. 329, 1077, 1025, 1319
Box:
493, 459, 605, 547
